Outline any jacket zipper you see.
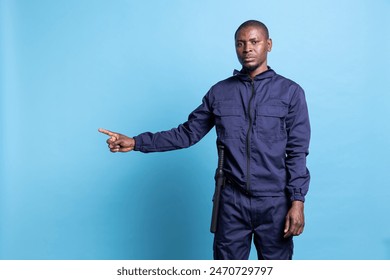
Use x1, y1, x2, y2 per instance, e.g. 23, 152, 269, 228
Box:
246, 80, 255, 192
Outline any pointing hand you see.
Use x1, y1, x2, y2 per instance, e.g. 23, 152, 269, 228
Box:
98, 128, 135, 153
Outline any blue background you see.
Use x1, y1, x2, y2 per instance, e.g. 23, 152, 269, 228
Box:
1, 0, 389, 260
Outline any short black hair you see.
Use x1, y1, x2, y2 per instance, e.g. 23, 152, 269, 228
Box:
234, 20, 269, 39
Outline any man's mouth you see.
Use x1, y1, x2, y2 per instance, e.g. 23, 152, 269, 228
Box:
243, 57, 255, 62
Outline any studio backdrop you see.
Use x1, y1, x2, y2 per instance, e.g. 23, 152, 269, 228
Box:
1, 0, 389, 259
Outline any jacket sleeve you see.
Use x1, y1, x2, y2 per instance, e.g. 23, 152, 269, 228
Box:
133, 94, 215, 153
285, 85, 311, 202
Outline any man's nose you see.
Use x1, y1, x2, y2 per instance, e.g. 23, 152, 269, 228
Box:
243, 43, 252, 53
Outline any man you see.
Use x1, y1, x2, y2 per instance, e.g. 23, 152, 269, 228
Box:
99, 20, 310, 260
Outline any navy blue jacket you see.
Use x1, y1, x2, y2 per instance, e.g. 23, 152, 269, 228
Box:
134, 68, 310, 201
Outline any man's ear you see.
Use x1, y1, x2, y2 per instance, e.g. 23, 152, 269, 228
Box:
267, 38, 273, 52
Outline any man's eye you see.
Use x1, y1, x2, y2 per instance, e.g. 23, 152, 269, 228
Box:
251, 41, 258, 45
236, 42, 243, 47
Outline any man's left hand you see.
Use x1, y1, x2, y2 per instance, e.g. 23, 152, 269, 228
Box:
284, 200, 305, 238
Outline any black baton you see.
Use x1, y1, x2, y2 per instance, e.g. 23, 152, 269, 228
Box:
210, 144, 225, 233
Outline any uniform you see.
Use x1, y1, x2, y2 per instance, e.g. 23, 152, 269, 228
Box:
133, 67, 310, 259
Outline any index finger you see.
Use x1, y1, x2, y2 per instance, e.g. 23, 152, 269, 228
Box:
98, 128, 116, 137
284, 218, 291, 238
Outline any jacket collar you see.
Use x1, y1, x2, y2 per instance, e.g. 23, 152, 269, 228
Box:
233, 66, 275, 81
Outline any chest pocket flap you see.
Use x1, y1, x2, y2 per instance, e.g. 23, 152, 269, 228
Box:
257, 105, 288, 117
214, 107, 242, 116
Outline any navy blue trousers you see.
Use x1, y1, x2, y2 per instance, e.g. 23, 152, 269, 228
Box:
213, 181, 293, 260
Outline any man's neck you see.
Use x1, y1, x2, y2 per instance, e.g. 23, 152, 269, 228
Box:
247, 64, 269, 79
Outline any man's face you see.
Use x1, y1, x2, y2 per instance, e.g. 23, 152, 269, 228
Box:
235, 26, 272, 77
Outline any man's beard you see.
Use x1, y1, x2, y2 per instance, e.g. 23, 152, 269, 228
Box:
241, 59, 261, 71
242, 64, 259, 73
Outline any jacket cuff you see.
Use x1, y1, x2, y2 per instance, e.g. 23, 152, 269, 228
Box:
133, 135, 141, 151
289, 189, 305, 202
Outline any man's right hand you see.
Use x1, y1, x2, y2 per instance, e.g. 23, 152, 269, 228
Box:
98, 128, 135, 153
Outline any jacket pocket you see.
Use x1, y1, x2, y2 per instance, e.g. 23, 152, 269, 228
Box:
256, 105, 288, 141
214, 106, 243, 139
